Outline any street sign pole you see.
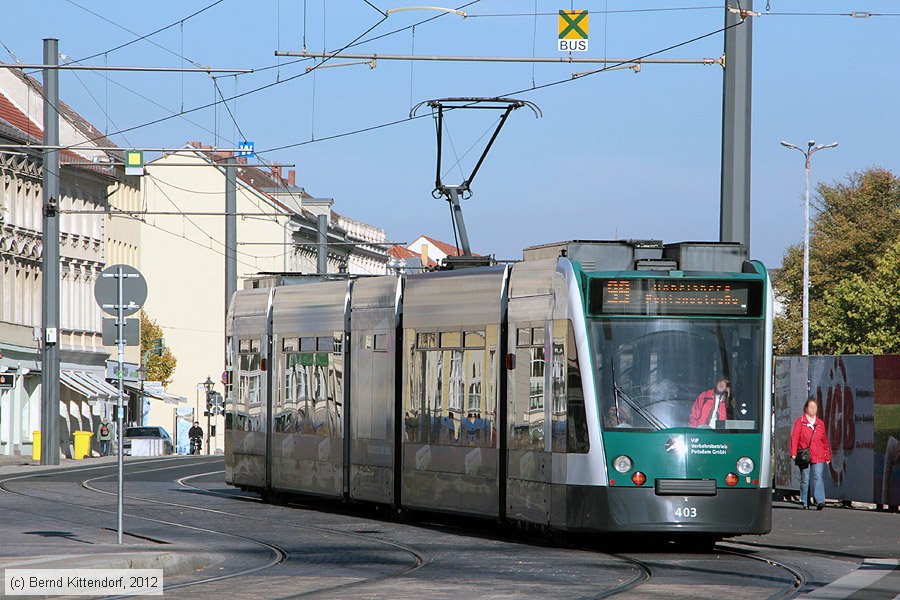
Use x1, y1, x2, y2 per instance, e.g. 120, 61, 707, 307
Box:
97, 263, 147, 545
116, 265, 124, 545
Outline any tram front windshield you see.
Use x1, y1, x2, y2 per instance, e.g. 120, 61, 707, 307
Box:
590, 319, 763, 432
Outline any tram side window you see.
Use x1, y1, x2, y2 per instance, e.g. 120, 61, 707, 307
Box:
405, 329, 494, 447
566, 322, 589, 453
550, 321, 567, 453
511, 325, 546, 451
275, 338, 297, 433
238, 338, 262, 432
225, 336, 235, 430
309, 333, 343, 437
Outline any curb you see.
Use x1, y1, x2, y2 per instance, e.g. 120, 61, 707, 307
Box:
0, 552, 219, 595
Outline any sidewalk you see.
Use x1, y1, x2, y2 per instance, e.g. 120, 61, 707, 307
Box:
0, 454, 184, 477
0, 456, 220, 593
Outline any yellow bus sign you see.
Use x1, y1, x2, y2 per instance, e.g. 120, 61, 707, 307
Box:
125, 150, 144, 176
559, 10, 588, 52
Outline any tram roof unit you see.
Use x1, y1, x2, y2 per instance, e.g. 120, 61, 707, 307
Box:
522, 240, 747, 274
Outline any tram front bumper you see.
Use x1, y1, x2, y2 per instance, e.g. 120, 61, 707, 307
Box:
568, 485, 772, 534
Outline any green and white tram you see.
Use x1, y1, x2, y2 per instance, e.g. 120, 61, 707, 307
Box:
226, 239, 773, 538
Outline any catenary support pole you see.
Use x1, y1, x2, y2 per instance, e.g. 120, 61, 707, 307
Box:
719, 2, 753, 256
225, 164, 237, 321
316, 214, 328, 274
40, 38, 60, 466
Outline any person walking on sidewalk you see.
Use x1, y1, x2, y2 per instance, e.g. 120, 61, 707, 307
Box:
790, 398, 832, 510
97, 418, 113, 457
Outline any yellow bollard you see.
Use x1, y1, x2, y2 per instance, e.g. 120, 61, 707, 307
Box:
32, 431, 41, 461
73, 431, 93, 460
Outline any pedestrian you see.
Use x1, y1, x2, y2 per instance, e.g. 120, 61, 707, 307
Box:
790, 398, 832, 510
97, 417, 112, 456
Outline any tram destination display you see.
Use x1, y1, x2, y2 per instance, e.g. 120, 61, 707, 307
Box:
589, 278, 762, 316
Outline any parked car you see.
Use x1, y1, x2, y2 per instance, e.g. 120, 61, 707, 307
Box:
123, 426, 174, 456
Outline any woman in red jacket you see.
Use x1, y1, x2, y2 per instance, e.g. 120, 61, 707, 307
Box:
790, 398, 832, 510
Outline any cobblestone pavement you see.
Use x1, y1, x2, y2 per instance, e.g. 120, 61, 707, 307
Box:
2, 456, 897, 598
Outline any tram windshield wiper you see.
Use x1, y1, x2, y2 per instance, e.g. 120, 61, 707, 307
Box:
614, 384, 666, 431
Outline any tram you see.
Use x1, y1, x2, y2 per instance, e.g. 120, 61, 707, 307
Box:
225, 239, 773, 536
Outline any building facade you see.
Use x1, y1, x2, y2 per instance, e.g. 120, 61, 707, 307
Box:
142, 145, 388, 452
0, 64, 139, 457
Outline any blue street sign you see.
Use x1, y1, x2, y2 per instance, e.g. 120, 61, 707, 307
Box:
238, 141, 255, 158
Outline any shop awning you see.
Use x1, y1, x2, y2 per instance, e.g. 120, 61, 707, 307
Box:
123, 382, 188, 405
60, 370, 120, 399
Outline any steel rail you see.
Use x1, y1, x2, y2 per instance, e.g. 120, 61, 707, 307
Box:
78, 460, 431, 597
0, 457, 287, 596
716, 541, 809, 599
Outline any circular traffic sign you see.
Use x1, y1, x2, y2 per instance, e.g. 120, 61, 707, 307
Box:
94, 264, 148, 317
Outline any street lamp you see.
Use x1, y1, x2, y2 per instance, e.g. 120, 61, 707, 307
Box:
780, 139, 838, 356
203, 376, 214, 455
139, 338, 164, 427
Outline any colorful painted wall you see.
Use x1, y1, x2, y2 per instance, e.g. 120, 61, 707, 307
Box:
774, 355, 900, 506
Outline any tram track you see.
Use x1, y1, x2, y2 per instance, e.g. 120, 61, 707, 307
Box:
177, 470, 655, 598
716, 541, 809, 599
0, 457, 288, 595
3, 457, 431, 599
2, 458, 812, 599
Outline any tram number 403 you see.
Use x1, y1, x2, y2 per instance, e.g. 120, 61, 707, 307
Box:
674, 506, 698, 518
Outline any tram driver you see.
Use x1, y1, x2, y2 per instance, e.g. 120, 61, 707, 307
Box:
604, 402, 633, 428
689, 376, 733, 428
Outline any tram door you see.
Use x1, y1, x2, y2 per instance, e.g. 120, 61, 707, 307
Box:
349, 275, 400, 504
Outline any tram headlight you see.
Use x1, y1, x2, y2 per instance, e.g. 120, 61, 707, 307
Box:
736, 456, 754, 475
613, 455, 633, 473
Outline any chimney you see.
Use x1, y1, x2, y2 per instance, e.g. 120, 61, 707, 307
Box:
287, 170, 296, 186
421, 244, 429, 267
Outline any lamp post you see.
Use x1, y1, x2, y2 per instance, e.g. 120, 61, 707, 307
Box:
780, 139, 838, 356
203, 376, 214, 455
139, 339, 164, 427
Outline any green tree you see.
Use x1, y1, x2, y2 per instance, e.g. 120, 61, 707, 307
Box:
816, 239, 900, 354
140, 311, 177, 386
773, 168, 900, 354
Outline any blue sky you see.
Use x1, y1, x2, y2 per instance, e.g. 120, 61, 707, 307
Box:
3, 1, 898, 267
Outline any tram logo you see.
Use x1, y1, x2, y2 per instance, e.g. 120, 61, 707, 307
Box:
665, 437, 686, 456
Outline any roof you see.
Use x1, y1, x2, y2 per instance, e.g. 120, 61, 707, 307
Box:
185, 142, 304, 218
0, 62, 122, 179
414, 235, 480, 257
0, 87, 39, 140
389, 245, 436, 267
5, 64, 121, 154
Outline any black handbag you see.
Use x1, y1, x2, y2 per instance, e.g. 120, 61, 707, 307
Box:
794, 423, 812, 468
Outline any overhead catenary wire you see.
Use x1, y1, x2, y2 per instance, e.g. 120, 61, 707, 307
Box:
47, 5, 392, 152
256, 18, 746, 155
464, 6, 721, 18
24, 0, 475, 155
57, 0, 227, 68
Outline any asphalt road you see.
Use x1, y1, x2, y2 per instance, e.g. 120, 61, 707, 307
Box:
1, 456, 897, 599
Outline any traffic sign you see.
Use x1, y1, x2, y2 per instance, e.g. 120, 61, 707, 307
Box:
94, 264, 147, 317
0, 373, 14, 390
125, 150, 144, 176
238, 141, 255, 157
206, 391, 224, 411
102, 318, 140, 346
558, 10, 589, 52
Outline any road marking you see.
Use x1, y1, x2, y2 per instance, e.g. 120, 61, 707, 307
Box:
804, 558, 899, 599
